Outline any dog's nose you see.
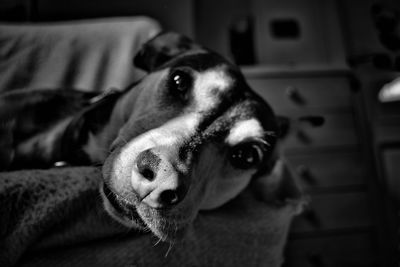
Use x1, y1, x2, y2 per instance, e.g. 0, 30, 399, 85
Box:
136, 149, 160, 181
134, 149, 187, 208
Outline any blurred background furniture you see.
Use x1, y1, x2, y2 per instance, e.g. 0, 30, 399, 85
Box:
245, 65, 380, 267
1, 0, 400, 266
354, 66, 400, 267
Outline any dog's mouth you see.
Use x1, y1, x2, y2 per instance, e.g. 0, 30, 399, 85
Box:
102, 183, 147, 228
101, 183, 191, 241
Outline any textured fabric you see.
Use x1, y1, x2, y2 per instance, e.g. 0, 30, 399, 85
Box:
0, 17, 161, 93
0, 167, 302, 267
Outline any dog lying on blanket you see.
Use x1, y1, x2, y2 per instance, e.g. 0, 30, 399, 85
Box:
0, 32, 299, 242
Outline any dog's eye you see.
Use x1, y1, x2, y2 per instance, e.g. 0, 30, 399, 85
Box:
229, 143, 264, 170
170, 70, 192, 96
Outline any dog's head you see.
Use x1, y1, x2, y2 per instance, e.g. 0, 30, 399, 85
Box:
101, 32, 299, 241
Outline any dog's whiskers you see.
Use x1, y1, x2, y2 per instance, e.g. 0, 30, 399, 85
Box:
90, 162, 103, 168
153, 236, 163, 246
164, 241, 175, 257
105, 190, 113, 198
257, 138, 271, 147
264, 130, 277, 137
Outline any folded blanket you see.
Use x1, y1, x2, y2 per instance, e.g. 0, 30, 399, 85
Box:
0, 167, 303, 267
0, 17, 161, 93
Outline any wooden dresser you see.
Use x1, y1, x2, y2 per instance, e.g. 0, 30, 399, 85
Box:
243, 65, 381, 267
355, 66, 400, 267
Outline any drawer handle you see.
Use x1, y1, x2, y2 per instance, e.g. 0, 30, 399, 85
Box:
303, 209, 321, 229
296, 165, 316, 185
296, 129, 311, 144
285, 86, 305, 105
299, 115, 325, 127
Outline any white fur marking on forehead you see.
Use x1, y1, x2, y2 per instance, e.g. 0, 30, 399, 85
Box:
193, 67, 233, 110
226, 118, 264, 145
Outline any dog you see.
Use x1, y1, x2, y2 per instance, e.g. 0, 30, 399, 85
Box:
0, 32, 300, 242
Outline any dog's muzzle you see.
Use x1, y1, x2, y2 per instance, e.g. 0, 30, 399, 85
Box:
132, 147, 189, 209
102, 183, 147, 227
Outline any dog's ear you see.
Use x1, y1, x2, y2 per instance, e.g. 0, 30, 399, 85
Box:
251, 158, 305, 212
133, 32, 202, 71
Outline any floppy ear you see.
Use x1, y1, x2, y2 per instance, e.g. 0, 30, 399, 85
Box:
133, 32, 202, 71
251, 158, 305, 213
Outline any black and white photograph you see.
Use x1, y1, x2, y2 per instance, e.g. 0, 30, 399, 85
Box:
0, 0, 399, 266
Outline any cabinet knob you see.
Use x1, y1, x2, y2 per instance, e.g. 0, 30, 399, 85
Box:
299, 115, 325, 127
285, 86, 305, 105
296, 129, 311, 144
303, 208, 322, 229
296, 165, 316, 185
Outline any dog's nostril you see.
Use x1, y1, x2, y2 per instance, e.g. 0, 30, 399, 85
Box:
136, 149, 161, 181
160, 190, 180, 206
141, 167, 155, 180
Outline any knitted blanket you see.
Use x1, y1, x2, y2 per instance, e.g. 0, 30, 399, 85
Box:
0, 167, 303, 267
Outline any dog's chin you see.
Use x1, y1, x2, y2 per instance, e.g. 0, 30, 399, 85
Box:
101, 183, 191, 242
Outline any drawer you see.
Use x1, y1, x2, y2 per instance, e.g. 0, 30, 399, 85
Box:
374, 123, 400, 144
283, 112, 358, 150
284, 233, 378, 267
286, 152, 367, 189
247, 76, 351, 112
382, 146, 400, 203
291, 192, 372, 233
